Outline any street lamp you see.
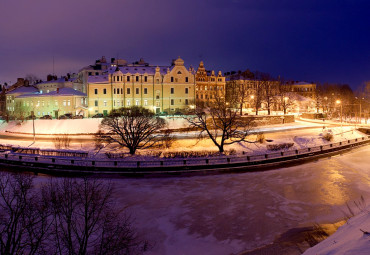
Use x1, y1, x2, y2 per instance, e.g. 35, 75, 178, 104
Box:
336, 100, 343, 136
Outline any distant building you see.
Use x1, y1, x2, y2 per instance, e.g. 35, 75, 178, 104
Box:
11, 88, 87, 119
195, 61, 225, 104
288, 81, 316, 100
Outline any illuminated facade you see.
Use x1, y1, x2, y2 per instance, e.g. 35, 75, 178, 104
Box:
86, 57, 196, 116
195, 61, 225, 104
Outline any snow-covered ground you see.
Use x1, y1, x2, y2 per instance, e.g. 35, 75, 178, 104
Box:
303, 205, 370, 255
0, 117, 190, 135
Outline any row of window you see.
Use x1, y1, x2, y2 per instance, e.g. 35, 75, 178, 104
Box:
20, 98, 86, 107
94, 87, 189, 95
196, 86, 224, 91
93, 99, 189, 107
112, 76, 190, 83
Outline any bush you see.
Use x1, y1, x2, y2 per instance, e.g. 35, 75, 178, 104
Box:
266, 143, 294, 151
256, 133, 265, 143
322, 132, 333, 141
53, 134, 71, 149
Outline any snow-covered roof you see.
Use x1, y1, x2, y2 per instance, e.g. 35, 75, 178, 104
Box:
7, 86, 39, 95
88, 75, 109, 83
293, 81, 315, 86
17, 87, 86, 98
107, 66, 169, 75
36, 78, 73, 86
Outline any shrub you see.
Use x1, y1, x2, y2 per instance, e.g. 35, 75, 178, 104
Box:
256, 133, 265, 143
322, 132, 333, 141
53, 134, 71, 149
266, 143, 294, 151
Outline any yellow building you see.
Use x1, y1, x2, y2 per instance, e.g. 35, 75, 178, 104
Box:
195, 61, 225, 104
86, 57, 196, 116
10, 88, 87, 119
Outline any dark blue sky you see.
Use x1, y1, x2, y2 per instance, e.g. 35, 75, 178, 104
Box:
0, 0, 369, 89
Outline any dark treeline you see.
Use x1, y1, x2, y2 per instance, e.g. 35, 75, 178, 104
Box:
0, 172, 148, 255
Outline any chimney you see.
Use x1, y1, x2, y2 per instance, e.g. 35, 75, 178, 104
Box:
57, 88, 59, 93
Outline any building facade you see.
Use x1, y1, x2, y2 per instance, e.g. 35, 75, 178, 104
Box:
195, 61, 225, 104
8, 88, 87, 119
86, 57, 196, 116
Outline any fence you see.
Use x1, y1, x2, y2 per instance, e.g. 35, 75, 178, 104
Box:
0, 136, 369, 173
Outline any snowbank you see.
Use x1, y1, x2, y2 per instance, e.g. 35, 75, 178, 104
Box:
303, 206, 370, 255
0, 117, 189, 135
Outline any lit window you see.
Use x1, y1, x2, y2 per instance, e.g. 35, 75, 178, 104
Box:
135, 100, 139, 106
67, 100, 70, 106
127, 100, 130, 106
104, 101, 107, 106
144, 100, 148, 106
63, 100, 66, 106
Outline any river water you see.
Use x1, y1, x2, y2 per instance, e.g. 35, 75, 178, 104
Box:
6, 145, 370, 255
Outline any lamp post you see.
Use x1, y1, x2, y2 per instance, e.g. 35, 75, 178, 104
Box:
32, 113, 35, 143
336, 100, 343, 136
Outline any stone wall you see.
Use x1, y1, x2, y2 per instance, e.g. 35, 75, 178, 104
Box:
242, 115, 295, 126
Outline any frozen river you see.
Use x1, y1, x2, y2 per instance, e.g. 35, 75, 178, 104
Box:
5, 145, 370, 255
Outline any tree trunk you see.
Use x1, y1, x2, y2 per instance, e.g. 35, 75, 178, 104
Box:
129, 147, 136, 155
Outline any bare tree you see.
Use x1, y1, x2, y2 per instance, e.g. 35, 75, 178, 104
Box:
259, 73, 276, 115
251, 71, 266, 115
48, 177, 147, 255
277, 79, 295, 115
185, 91, 255, 153
0, 173, 52, 255
98, 106, 166, 155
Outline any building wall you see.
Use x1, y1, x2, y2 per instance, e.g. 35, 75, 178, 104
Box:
87, 58, 196, 116
195, 61, 226, 103
13, 95, 87, 118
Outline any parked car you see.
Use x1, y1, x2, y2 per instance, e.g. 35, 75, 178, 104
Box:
40, 115, 52, 120
64, 113, 73, 119
26, 115, 36, 120
73, 115, 83, 119
59, 113, 73, 120
92, 113, 104, 118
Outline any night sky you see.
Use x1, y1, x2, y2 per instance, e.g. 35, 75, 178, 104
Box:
0, 0, 369, 89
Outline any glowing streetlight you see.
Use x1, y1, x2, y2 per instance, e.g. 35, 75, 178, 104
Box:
250, 95, 254, 99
